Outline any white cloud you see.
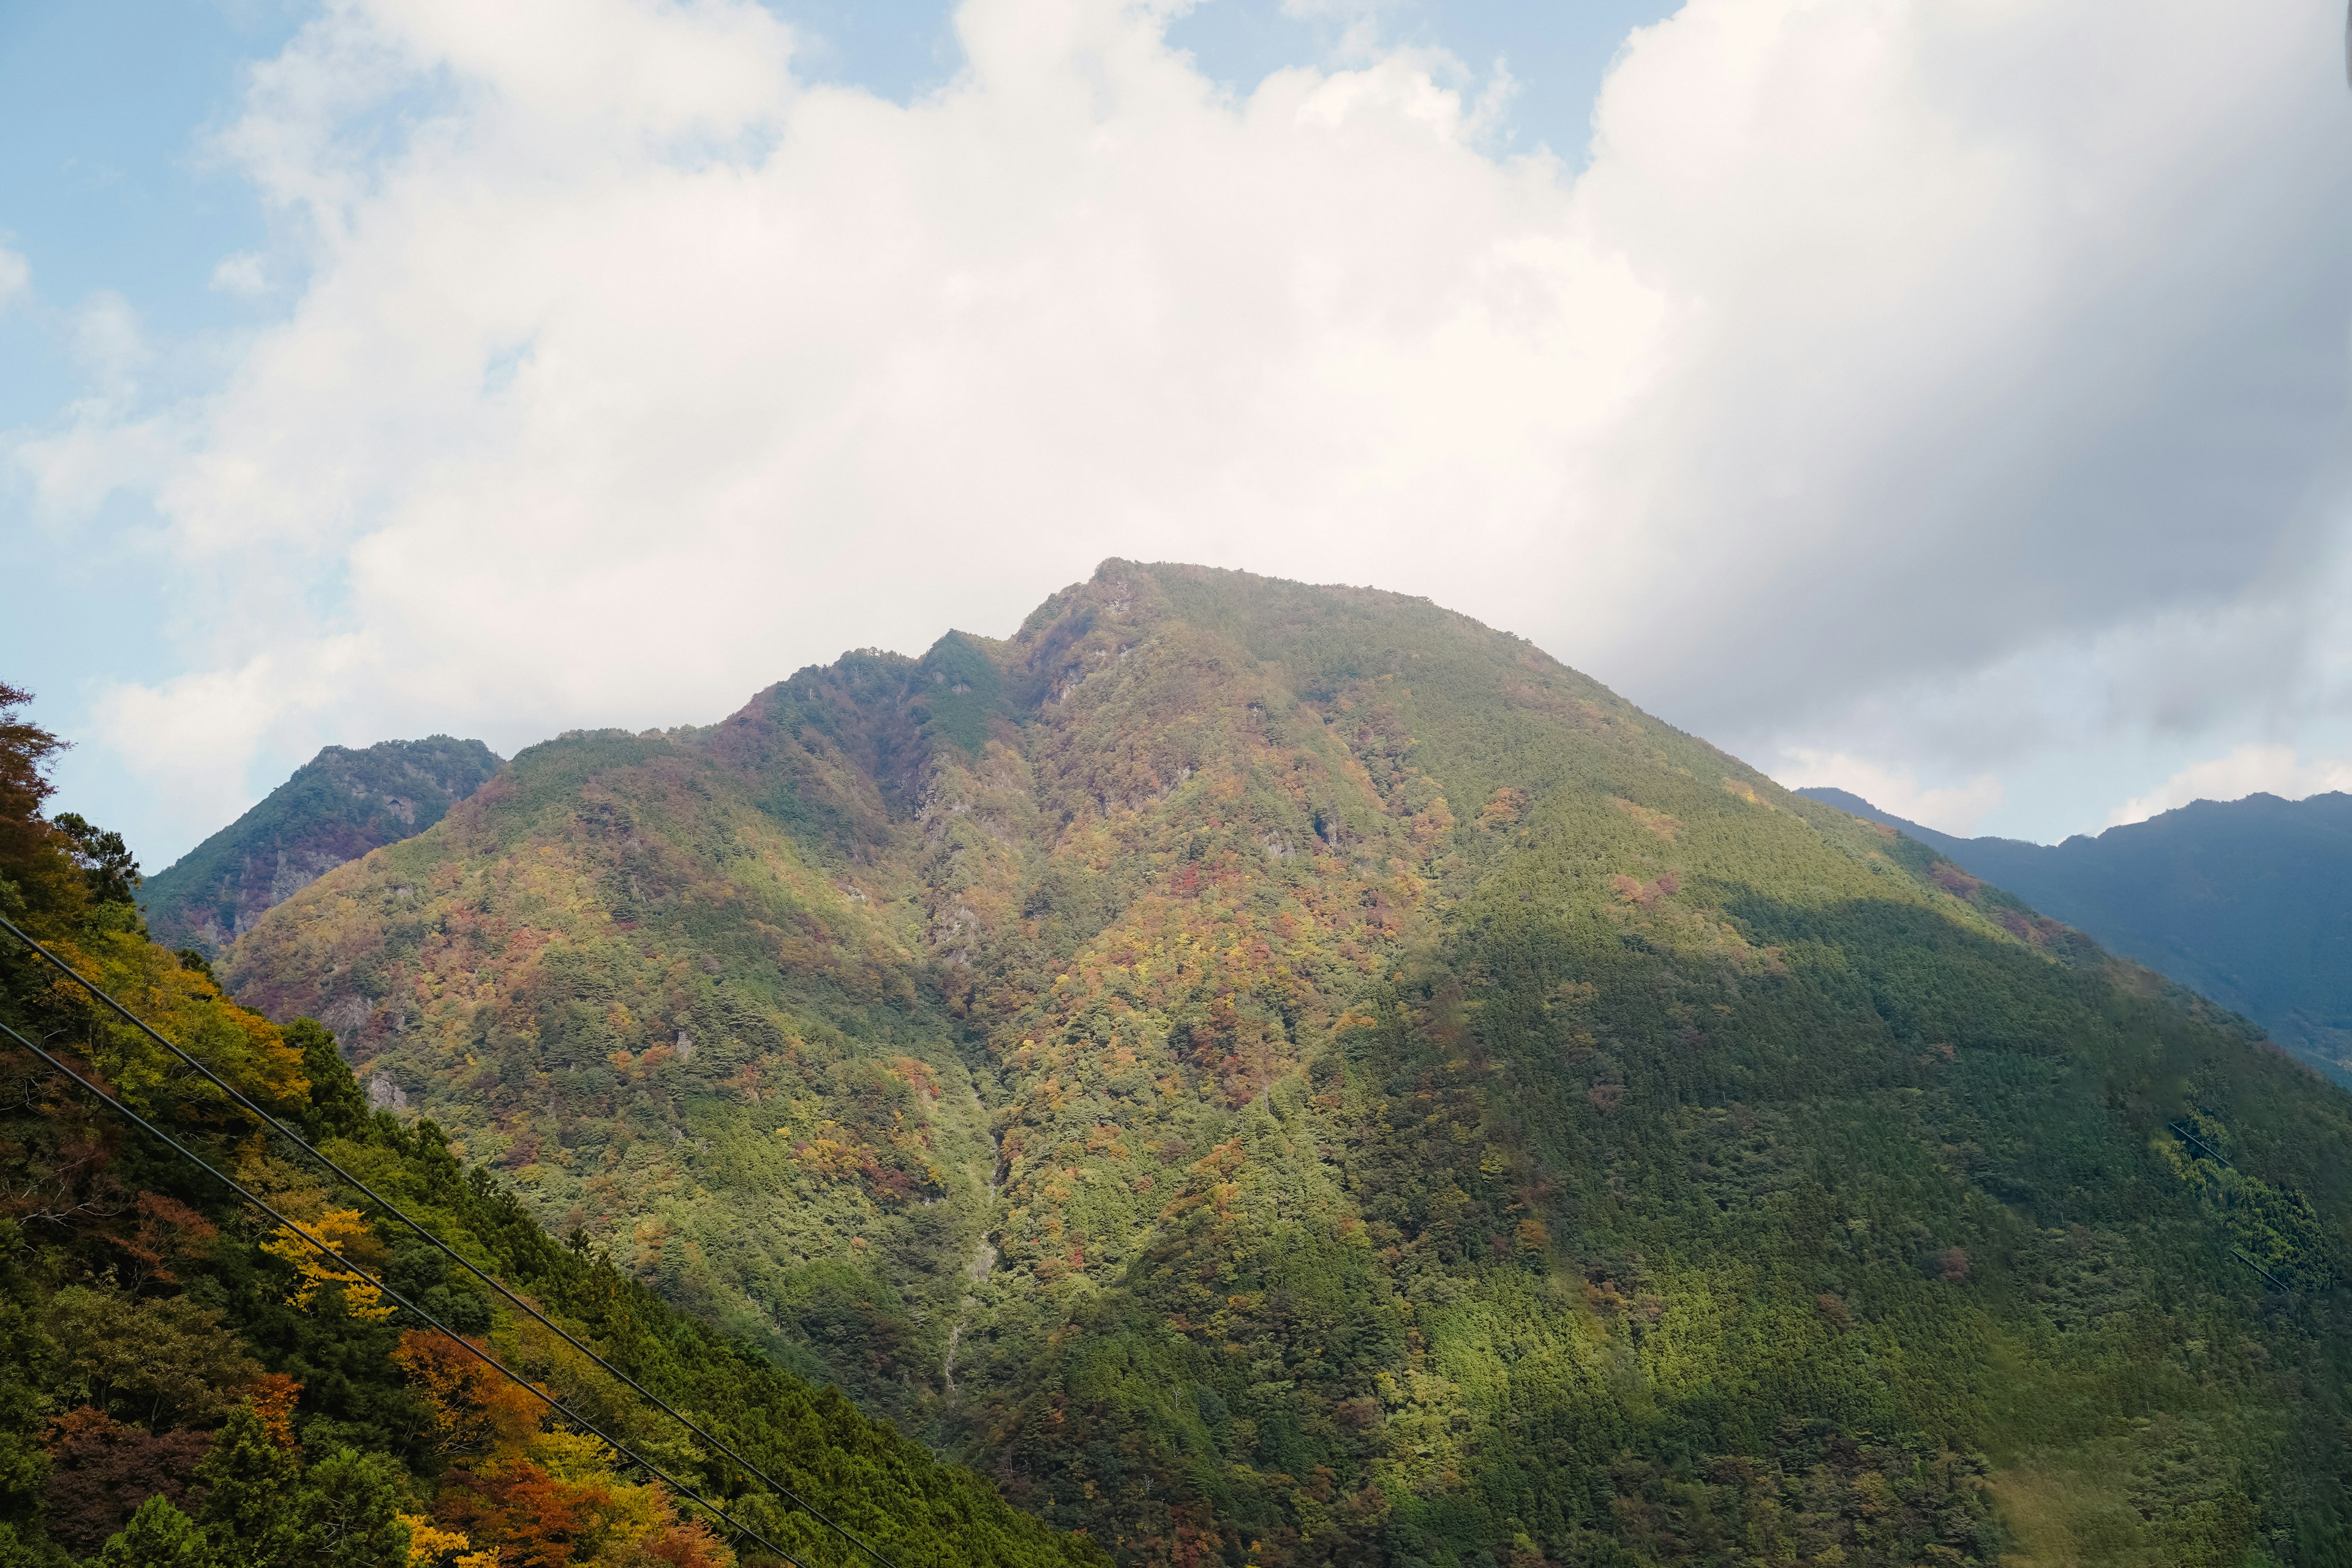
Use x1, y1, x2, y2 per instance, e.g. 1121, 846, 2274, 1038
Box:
1774, 748, 2003, 838
2109, 745, 2352, 827
0, 246, 27, 311
13, 0, 2351, 860
70, 292, 147, 386
211, 252, 270, 296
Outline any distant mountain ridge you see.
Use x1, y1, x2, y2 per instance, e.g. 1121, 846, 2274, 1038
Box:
141, 737, 501, 955
1797, 785, 2352, 1083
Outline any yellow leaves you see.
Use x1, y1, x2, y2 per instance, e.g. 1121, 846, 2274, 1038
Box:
524, 1426, 614, 1484
1613, 797, 1681, 841
400, 1515, 487, 1567
60, 929, 311, 1115
263, 1207, 394, 1319
785, 1124, 865, 1181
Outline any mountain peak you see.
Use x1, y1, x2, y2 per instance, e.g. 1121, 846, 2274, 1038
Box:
208, 570, 2352, 1564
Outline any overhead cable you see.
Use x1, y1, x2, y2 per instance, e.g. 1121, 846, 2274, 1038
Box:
0, 1015, 811, 1568
0, 914, 907, 1568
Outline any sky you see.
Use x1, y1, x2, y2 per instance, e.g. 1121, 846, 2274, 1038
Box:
2, 0, 2349, 872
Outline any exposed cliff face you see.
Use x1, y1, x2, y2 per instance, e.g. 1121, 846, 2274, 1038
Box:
141, 737, 501, 955
223, 564, 2352, 1566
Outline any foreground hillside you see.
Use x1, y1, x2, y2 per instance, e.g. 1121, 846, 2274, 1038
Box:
225, 565, 2352, 1565
141, 737, 501, 957
0, 685, 1103, 1567
1800, 786, 2352, 1085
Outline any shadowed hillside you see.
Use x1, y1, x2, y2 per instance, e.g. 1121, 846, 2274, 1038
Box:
220, 565, 2352, 1566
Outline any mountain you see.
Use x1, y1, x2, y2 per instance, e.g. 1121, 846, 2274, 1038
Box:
218, 563, 2352, 1566
1798, 786, 2352, 1085
0, 692, 1101, 1566
140, 737, 502, 957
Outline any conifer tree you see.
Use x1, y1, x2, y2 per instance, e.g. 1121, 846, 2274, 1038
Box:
291, 1448, 411, 1568
193, 1408, 299, 1567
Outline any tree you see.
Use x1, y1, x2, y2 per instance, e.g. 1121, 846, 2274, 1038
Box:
292, 1447, 412, 1568
94, 1492, 207, 1567
0, 684, 61, 860
36, 1406, 211, 1556
194, 1407, 300, 1568
262, 1209, 394, 1321
45, 1286, 260, 1430
51, 813, 140, 908
286, 1019, 371, 1140
391, 1331, 542, 1458
0, 682, 86, 924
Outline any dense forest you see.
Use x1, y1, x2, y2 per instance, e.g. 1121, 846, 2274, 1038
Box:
1799, 786, 2352, 1085
140, 737, 502, 958
208, 564, 2352, 1566
0, 682, 1106, 1567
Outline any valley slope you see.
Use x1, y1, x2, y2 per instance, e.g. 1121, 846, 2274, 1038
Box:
224, 564, 2352, 1566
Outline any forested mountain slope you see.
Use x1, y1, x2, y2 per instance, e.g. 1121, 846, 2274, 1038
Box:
222, 565, 2352, 1567
141, 737, 501, 957
1798, 786, 2352, 1085
0, 685, 1105, 1567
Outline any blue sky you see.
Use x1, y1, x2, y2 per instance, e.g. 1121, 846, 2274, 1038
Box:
4, 0, 2348, 869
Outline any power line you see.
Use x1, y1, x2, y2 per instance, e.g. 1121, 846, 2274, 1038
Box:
0, 1014, 811, 1568
0, 913, 908, 1568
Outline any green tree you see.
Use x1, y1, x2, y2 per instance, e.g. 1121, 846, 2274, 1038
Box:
94, 1494, 206, 1568
51, 813, 140, 908
285, 1019, 370, 1140
46, 1286, 258, 1431
194, 1409, 298, 1568
291, 1448, 410, 1568
0, 1225, 50, 1539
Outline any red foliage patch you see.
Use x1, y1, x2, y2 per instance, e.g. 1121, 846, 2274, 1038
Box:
39, 1407, 214, 1556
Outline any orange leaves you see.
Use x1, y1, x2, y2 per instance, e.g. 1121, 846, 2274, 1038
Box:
393, 1330, 545, 1458
1608, 873, 1679, 908
1613, 797, 1681, 841
116, 1191, 217, 1287
625, 1520, 734, 1567
437, 1457, 608, 1568
247, 1373, 302, 1449
1478, 787, 1528, 829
